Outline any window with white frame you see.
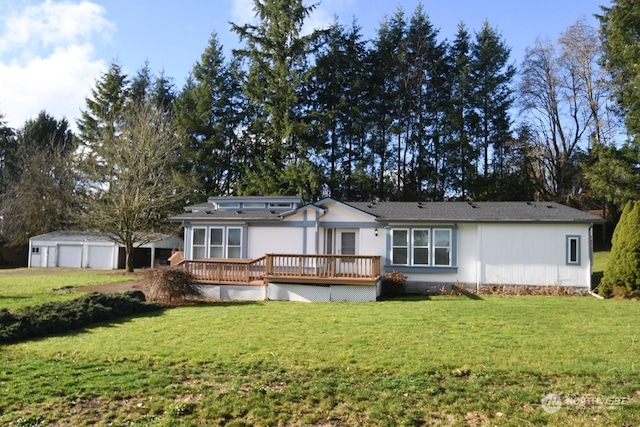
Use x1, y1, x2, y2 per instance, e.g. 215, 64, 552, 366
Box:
192, 226, 243, 259
391, 227, 453, 267
193, 228, 207, 259
433, 229, 452, 266
209, 228, 224, 258
412, 229, 430, 265
391, 229, 409, 265
227, 228, 242, 258
566, 235, 580, 265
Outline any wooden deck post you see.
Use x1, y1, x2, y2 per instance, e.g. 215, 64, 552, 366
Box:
266, 254, 274, 276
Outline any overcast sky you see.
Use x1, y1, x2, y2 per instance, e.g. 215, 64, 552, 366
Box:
0, 0, 609, 131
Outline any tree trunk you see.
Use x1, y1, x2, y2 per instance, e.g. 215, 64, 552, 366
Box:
125, 242, 135, 273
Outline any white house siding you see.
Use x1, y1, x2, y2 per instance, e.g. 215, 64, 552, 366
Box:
395, 223, 478, 290
319, 200, 371, 223
317, 200, 383, 258
477, 223, 590, 288
391, 222, 592, 291
246, 226, 305, 258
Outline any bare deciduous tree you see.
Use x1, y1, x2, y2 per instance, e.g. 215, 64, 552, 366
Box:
79, 99, 189, 272
518, 19, 615, 201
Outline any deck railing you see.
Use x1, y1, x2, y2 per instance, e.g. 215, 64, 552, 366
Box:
265, 254, 380, 279
178, 254, 380, 284
178, 256, 266, 284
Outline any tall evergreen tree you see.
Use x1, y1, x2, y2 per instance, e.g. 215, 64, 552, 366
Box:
401, 6, 449, 201
175, 33, 242, 200
365, 9, 407, 200
231, 0, 321, 199
77, 61, 129, 147
446, 23, 477, 198
308, 20, 367, 199
598, 0, 640, 142
469, 20, 515, 196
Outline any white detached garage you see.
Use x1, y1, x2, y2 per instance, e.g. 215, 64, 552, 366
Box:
28, 232, 183, 270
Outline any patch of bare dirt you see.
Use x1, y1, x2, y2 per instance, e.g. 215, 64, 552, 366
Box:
75, 280, 144, 294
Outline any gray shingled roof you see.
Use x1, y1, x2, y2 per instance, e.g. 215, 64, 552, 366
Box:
344, 201, 605, 223
30, 231, 115, 242
171, 199, 604, 224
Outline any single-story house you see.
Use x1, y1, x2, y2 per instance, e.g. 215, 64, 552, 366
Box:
28, 232, 183, 269
170, 196, 604, 302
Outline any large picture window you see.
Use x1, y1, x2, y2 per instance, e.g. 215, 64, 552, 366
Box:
391, 227, 453, 267
191, 226, 243, 259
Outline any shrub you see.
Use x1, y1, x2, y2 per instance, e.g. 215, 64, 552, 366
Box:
381, 270, 407, 297
0, 292, 162, 344
140, 267, 202, 304
599, 200, 640, 298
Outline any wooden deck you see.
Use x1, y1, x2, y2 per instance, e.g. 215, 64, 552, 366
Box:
177, 254, 381, 286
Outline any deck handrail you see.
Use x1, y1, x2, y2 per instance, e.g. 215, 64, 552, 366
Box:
176, 254, 380, 284
176, 256, 266, 284
265, 254, 380, 279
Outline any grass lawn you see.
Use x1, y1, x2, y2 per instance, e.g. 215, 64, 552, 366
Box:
0, 268, 137, 310
592, 250, 610, 290
1, 266, 638, 426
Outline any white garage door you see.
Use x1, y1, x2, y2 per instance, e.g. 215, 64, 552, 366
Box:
58, 245, 82, 268
88, 245, 114, 269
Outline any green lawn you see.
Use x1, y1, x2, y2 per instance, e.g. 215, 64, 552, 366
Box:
1, 267, 638, 426
592, 250, 610, 289
0, 268, 137, 309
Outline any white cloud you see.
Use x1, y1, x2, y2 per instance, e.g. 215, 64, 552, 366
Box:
0, 1, 113, 130
231, 0, 256, 26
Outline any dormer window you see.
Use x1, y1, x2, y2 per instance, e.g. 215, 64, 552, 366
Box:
268, 202, 293, 209
243, 202, 266, 209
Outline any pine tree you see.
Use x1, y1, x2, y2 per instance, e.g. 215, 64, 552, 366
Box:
175, 33, 241, 200
469, 20, 515, 194
231, 0, 321, 199
401, 6, 449, 201
600, 200, 640, 297
365, 9, 406, 200
598, 0, 640, 142
309, 20, 367, 199
446, 23, 477, 199
77, 61, 129, 147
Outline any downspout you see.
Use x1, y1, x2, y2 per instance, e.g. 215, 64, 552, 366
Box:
476, 224, 482, 291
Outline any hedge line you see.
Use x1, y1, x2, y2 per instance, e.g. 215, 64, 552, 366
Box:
0, 291, 162, 344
